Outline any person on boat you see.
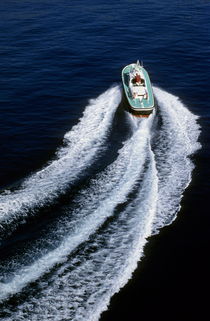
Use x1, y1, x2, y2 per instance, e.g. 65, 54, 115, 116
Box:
132, 73, 141, 85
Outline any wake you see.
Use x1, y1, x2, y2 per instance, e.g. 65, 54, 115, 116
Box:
0, 86, 121, 227
0, 113, 154, 301
152, 87, 201, 231
0, 86, 201, 321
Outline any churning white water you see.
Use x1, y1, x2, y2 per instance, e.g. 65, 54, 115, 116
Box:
0, 86, 200, 321
152, 87, 201, 232
0, 86, 121, 226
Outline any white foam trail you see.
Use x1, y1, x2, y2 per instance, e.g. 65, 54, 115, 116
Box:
1, 128, 158, 321
0, 114, 153, 301
84, 149, 158, 321
0, 86, 121, 226
4, 147, 158, 321
0, 87, 201, 321
152, 86, 201, 231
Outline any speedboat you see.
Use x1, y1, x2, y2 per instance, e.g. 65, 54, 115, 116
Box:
122, 60, 155, 117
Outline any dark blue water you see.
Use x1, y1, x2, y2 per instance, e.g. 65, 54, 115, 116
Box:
0, 1, 209, 320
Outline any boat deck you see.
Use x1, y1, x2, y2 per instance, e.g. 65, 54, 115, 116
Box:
122, 65, 154, 110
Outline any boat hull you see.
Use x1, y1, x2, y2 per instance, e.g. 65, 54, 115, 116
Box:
122, 63, 155, 116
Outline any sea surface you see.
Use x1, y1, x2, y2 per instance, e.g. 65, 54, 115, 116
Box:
0, 1, 209, 321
